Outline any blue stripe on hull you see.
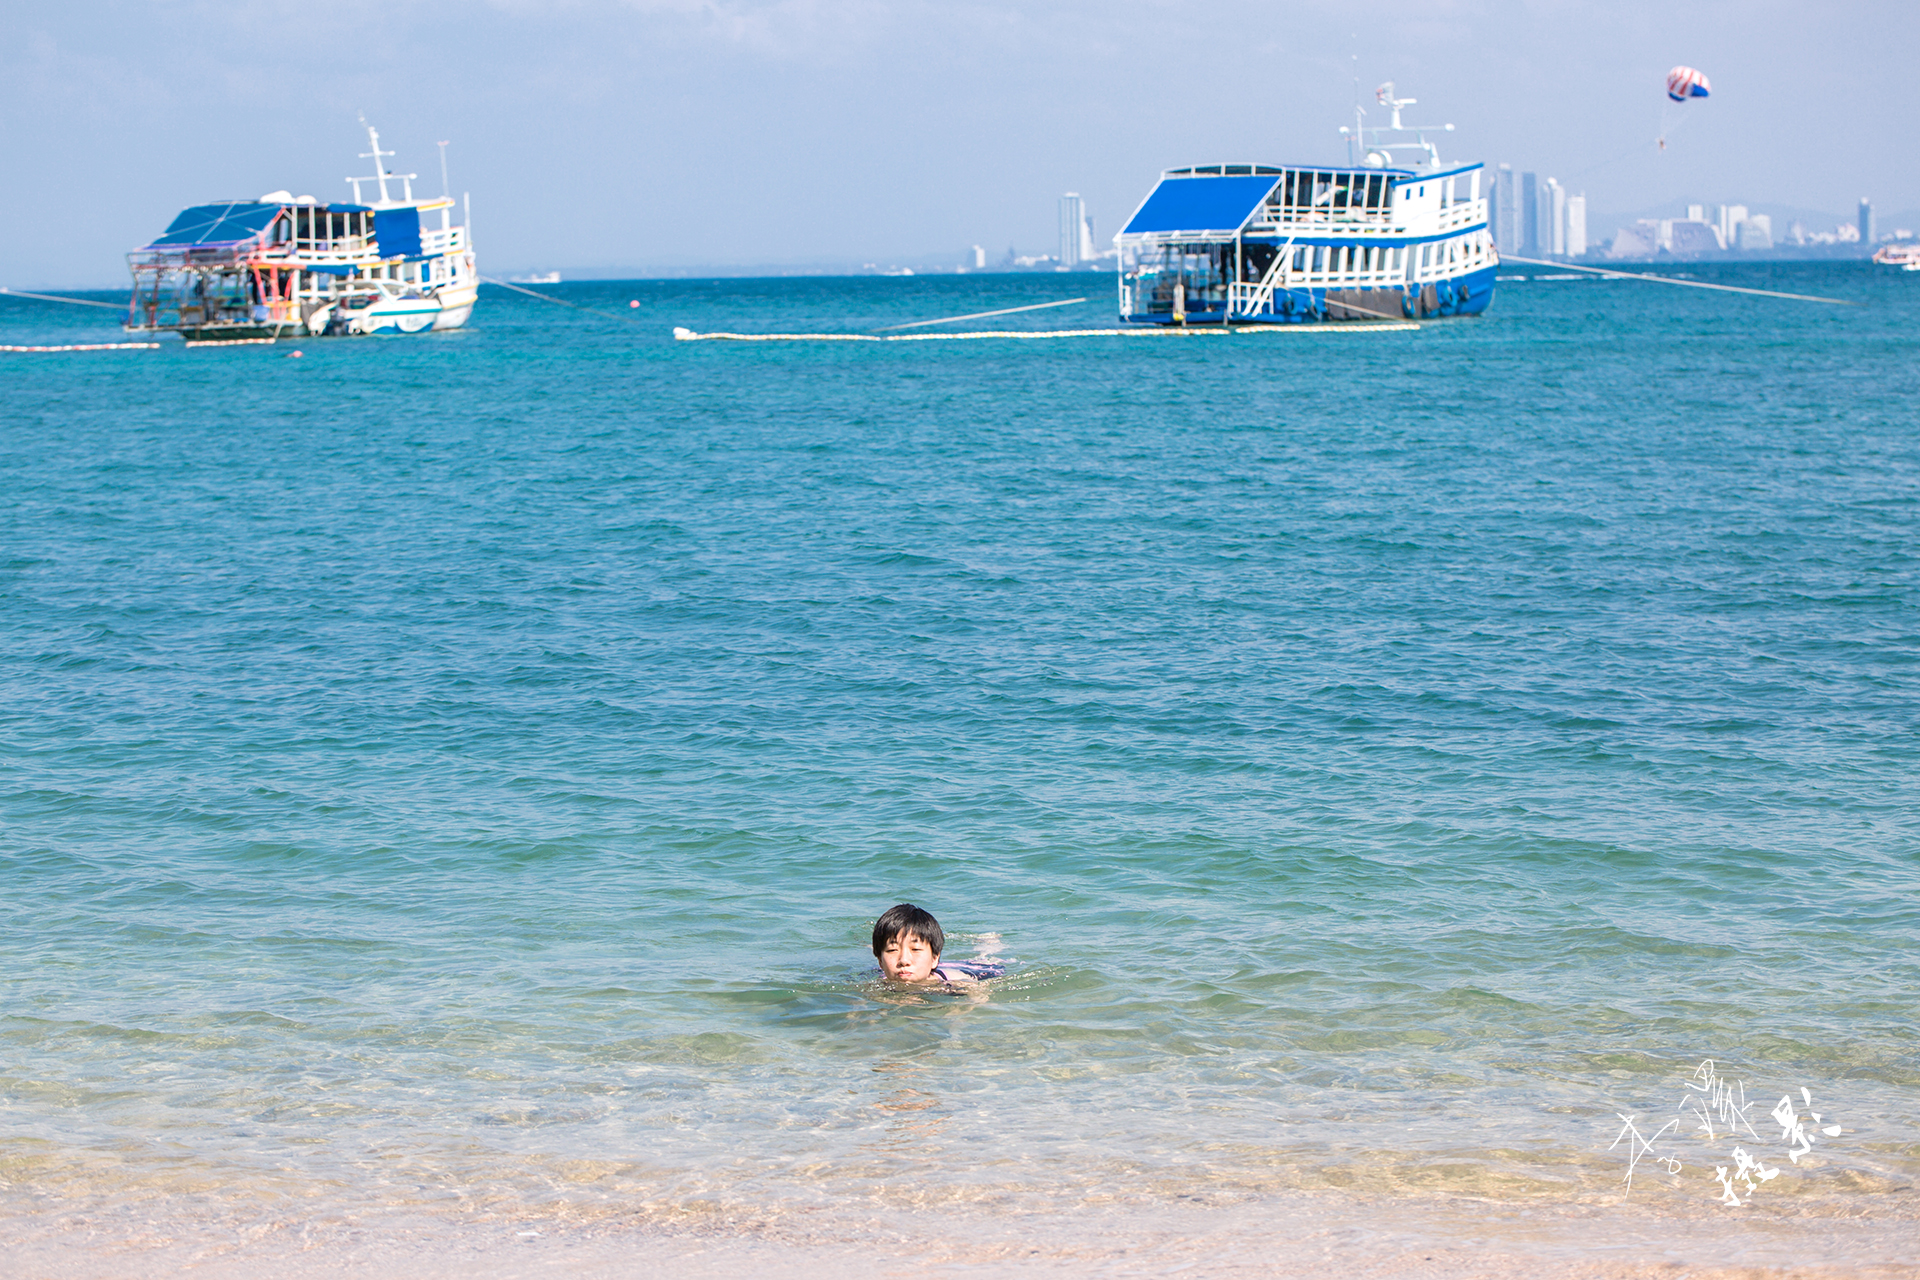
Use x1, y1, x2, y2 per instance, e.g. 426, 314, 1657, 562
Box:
1122, 263, 1497, 326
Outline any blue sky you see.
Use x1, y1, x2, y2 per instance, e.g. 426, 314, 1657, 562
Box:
3, 0, 1912, 284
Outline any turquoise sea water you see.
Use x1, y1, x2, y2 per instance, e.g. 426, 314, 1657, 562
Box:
3, 267, 1918, 1268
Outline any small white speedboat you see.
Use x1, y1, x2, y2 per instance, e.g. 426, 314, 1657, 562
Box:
308, 282, 444, 336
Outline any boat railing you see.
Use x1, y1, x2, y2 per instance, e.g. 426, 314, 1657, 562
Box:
1255, 207, 1395, 232
249, 227, 465, 259
418, 226, 466, 255
1225, 281, 1268, 315
1249, 197, 1485, 237
284, 238, 374, 259
1435, 199, 1486, 232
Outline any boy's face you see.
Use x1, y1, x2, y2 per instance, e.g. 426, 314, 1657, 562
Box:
877, 930, 939, 981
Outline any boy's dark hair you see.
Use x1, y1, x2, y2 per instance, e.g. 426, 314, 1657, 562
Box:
872, 903, 944, 958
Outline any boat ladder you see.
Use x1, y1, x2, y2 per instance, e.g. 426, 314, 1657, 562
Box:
1228, 236, 1297, 318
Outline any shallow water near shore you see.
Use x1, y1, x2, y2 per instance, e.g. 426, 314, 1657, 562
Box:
3, 265, 1918, 1273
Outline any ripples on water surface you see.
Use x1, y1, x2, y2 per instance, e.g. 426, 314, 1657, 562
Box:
3, 267, 1918, 1267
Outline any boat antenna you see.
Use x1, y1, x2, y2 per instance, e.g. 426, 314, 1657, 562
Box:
1349, 46, 1362, 165
1354, 82, 1453, 169
346, 116, 420, 206
437, 141, 451, 199
359, 117, 394, 205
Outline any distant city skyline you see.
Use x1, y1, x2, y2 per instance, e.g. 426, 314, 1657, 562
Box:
4, 0, 1917, 285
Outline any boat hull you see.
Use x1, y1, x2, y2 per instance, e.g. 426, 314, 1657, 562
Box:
431, 284, 478, 331
348, 298, 442, 335
1121, 264, 1496, 325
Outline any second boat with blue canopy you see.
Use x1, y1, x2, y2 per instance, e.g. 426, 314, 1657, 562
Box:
1114, 85, 1496, 326
125, 125, 478, 342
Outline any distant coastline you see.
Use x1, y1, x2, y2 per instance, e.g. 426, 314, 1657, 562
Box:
1571, 243, 1885, 266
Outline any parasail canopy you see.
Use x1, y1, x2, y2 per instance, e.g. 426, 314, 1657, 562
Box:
1666, 66, 1711, 102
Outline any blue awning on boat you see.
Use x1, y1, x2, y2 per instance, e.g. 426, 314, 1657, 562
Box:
372, 208, 422, 259
300, 263, 358, 276
1121, 175, 1279, 236
147, 202, 283, 247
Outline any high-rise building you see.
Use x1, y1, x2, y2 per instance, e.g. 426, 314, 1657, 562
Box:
1520, 172, 1540, 255
1492, 165, 1523, 255
1080, 214, 1096, 264
1545, 178, 1567, 255
1566, 194, 1587, 258
1717, 205, 1748, 248
1859, 198, 1875, 245
1736, 214, 1773, 251
1059, 193, 1085, 267
971, 245, 986, 270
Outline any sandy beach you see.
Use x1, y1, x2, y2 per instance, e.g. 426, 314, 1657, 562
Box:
10, 1189, 1920, 1279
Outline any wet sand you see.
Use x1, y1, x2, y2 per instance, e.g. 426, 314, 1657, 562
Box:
9, 1191, 1918, 1279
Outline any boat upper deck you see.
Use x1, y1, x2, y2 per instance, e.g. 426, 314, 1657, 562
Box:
1120, 162, 1487, 245
131, 197, 468, 269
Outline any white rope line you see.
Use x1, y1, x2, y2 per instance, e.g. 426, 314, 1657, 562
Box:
874, 297, 1088, 331
0, 287, 124, 310
1307, 294, 1415, 322
479, 276, 635, 320
1499, 255, 1859, 306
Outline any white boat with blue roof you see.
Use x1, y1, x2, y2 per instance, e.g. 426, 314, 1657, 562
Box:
1115, 85, 1495, 325
125, 125, 476, 342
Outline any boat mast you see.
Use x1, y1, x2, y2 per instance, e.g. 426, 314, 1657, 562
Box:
346, 120, 418, 207
1354, 82, 1453, 169
362, 123, 394, 204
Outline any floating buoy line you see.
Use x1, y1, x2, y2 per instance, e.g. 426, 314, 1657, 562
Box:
674, 322, 1420, 342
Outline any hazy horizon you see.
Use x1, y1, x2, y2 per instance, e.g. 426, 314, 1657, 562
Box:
4, 0, 1915, 287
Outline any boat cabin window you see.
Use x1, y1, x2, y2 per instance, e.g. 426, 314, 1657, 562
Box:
1268, 168, 1396, 220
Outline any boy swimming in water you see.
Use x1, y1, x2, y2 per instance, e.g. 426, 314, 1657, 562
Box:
872, 903, 1004, 984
